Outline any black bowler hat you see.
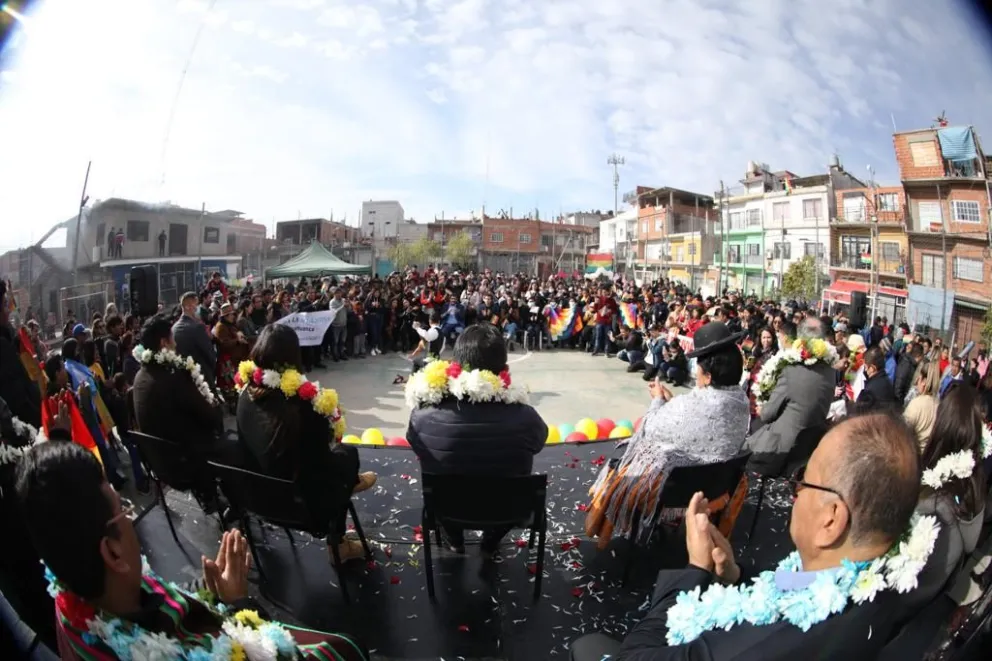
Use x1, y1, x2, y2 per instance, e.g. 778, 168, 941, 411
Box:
686, 322, 746, 359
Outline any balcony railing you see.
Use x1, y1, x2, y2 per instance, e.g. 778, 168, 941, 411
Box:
831, 256, 870, 271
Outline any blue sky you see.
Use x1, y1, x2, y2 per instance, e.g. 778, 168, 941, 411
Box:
1, 0, 991, 252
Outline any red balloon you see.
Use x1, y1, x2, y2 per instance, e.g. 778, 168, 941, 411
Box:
564, 431, 589, 443
595, 418, 615, 439
386, 437, 411, 447
634, 417, 643, 432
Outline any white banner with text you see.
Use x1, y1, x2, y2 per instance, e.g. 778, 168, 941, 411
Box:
274, 310, 334, 346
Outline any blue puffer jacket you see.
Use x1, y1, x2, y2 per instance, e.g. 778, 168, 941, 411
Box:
406, 399, 548, 476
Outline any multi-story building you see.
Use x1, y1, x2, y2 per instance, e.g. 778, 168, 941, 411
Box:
713, 166, 771, 296
634, 186, 714, 285
537, 221, 594, 278
894, 124, 992, 343
275, 218, 359, 247
826, 184, 909, 322
597, 208, 638, 262
65, 198, 251, 308
479, 216, 542, 274
361, 200, 405, 239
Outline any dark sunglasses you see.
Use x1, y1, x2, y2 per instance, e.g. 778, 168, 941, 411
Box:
787, 465, 846, 506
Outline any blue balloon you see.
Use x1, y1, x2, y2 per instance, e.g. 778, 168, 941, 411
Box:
616, 419, 634, 430
558, 423, 575, 438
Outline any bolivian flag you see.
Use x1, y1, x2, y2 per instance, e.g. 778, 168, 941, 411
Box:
17, 327, 48, 395
41, 391, 103, 468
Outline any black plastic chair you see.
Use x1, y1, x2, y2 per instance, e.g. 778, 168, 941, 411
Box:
130, 431, 224, 545
421, 472, 548, 601
744, 425, 828, 550
622, 451, 752, 585
208, 461, 373, 604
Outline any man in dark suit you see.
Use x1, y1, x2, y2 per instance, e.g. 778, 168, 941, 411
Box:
406, 324, 547, 558
132, 314, 230, 509
571, 414, 922, 661
856, 347, 897, 414
172, 290, 217, 384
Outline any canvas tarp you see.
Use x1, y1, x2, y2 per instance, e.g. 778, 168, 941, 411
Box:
265, 242, 371, 278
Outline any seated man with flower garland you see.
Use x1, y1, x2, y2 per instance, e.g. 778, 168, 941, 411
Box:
745, 317, 836, 477
15, 441, 369, 660
571, 413, 934, 661
235, 324, 377, 564
131, 314, 238, 512
405, 323, 547, 558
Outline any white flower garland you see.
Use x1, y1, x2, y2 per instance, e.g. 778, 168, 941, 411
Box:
0, 417, 48, 466
133, 345, 217, 406
752, 338, 839, 405
921, 451, 977, 489
666, 514, 939, 644
404, 359, 529, 409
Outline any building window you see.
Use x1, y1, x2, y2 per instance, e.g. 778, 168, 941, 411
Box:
921, 254, 944, 288
540, 234, 553, 248
226, 233, 237, 253
802, 199, 823, 220
952, 200, 981, 223
842, 194, 866, 222
727, 245, 740, 262
95, 223, 105, 244
203, 227, 220, 244
917, 201, 943, 231
910, 141, 939, 167
773, 242, 791, 259
490, 232, 504, 243
880, 241, 900, 261
803, 242, 825, 257
772, 202, 789, 223
126, 220, 149, 242
688, 243, 696, 256
654, 219, 662, 231
519, 233, 532, 244
746, 243, 761, 256
840, 235, 870, 258
729, 211, 743, 229
953, 257, 983, 282
746, 209, 761, 226
877, 193, 898, 211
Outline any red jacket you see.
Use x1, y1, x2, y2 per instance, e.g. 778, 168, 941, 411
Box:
594, 296, 617, 325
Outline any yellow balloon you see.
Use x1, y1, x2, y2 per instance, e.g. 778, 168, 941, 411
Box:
361, 428, 385, 446
576, 418, 598, 440
342, 434, 362, 445
609, 426, 632, 439
546, 425, 562, 445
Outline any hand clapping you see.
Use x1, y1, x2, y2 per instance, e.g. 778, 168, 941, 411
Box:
201, 530, 252, 604
684, 492, 740, 584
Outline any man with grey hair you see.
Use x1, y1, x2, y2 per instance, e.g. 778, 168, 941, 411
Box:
744, 315, 835, 477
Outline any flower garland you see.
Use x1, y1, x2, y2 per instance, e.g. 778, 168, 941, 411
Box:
0, 416, 48, 466
920, 424, 992, 489
133, 345, 217, 406
665, 514, 939, 645
46, 559, 297, 660
404, 359, 529, 409
235, 361, 346, 440
752, 338, 839, 405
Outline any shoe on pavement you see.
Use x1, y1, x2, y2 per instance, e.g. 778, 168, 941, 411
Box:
353, 472, 378, 494
329, 538, 367, 564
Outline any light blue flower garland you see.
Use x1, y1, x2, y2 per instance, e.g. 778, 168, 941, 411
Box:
665, 552, 869, 645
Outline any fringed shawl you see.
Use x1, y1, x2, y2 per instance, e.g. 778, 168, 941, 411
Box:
590, 385, 750, 542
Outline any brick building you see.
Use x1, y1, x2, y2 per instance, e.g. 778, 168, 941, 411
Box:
635, 186, 714, 287
894, 125, 992, 344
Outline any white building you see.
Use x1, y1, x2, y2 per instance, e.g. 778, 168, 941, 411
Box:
361, 200, 405, 239
762, 179, 831, 291
597, 208, 637, 255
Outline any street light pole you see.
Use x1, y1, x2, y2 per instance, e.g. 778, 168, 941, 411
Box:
608, 153, 625, 271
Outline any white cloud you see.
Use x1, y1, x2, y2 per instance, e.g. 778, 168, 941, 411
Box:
1, 0, 992, 252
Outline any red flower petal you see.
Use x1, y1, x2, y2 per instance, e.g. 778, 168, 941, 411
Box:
498, 369, 511, 387
527, 564, 537, 575
571, 587, 584, 598
297, 381, 318, 400
390, 575, 401, 584
514, 539, 528, 548
414, 533, 424, 543
383, 546, 393, 558
446, 362, 463, 378
252, 368, 264, 385
366, 560, 377, 571
458, 625, 470, 632
576, 503, 589, 512
412, 525, 422, 534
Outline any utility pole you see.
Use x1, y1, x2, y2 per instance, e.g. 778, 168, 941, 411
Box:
608, 153, 625, 272
719, 180, 727, 295
867, 166, 879, 322
70, 161, 92, 278
938, 182, 948, 337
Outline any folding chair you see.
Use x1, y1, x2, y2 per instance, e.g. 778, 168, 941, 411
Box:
130, 431, 225, 545
622, 451, 752, 585
208, 461, 373, 604
421, 472, 548, 601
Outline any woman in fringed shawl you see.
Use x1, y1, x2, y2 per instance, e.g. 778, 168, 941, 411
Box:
585, 322, 751, 550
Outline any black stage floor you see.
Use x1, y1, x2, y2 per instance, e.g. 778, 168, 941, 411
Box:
135, 443, 794, 660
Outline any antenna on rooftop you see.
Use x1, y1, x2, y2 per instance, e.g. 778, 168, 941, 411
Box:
933, 111, 948, 128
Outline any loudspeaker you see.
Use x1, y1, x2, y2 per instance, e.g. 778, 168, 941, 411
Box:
849, 290, 868, 330
129, 266, 158, 317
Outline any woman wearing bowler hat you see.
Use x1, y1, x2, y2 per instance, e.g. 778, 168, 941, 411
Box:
585, 322, 751, 550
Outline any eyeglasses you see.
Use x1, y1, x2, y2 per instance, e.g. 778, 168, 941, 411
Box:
787, 465, 846, 505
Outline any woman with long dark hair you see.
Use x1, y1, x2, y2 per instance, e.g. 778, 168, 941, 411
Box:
910, 385, 987, 608
236, 324, 377, 563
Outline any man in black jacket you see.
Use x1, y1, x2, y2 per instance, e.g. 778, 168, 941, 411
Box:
406, 324, 547, 558
856, 347, 897, 414
893, 341, 923, 405
571, 414, 922, 661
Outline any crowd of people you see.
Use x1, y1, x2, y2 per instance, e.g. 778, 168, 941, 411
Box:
1, 265, 992, 659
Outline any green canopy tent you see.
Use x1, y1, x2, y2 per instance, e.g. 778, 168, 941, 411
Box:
265, 242, 372, 279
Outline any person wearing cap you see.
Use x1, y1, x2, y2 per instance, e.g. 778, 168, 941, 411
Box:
744, 319, 835, 477
212, 301, 249, 397
585, 322, 750, 550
